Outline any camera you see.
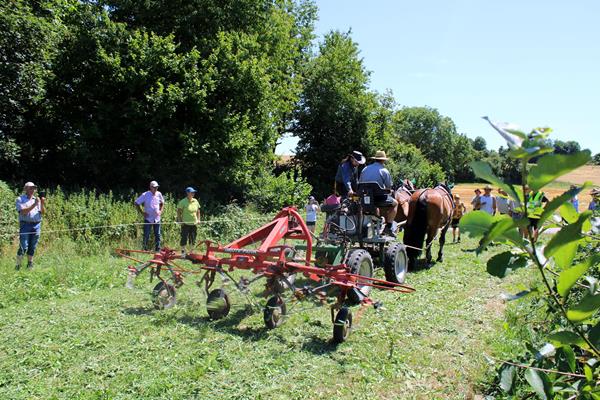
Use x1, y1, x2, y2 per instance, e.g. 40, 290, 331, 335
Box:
38, 191, 46, 198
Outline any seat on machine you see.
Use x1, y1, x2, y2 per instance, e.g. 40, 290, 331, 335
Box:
357, 182, 395, 215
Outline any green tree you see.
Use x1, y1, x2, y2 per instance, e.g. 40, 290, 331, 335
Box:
472, 136, 488, 153
553, 139, 581, 155
593, 153, 600, 165
293, 30, 377, 196
392, 106, 476, 182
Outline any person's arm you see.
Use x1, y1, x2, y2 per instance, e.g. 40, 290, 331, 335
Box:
158, 193, 164, 215
176, 207, 182, 223
39, 195, 46, 215
383, 169, 392, 191
134, 194, 148, 218
341, 162, 353, 192
196, 207, 201, 224
18, 198, 39, 215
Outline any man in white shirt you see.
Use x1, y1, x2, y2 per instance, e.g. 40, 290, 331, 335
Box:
135, 180, 165, 251
478, 185, 497, 215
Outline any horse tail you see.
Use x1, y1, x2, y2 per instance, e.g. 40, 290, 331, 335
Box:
404, 190, 429, 260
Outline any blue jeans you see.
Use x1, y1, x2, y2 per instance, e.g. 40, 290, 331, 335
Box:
18, 222, 41, 257
143, 220, 161, 251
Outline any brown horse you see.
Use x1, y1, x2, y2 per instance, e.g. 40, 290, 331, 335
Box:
394, 179, 416, 229
403, 183, 454, 269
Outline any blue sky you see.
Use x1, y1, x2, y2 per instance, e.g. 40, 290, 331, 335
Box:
277, 0, 600, 155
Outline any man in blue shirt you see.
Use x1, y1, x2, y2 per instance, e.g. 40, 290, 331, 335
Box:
15, 182, 45, 270
335, 150, 365, 198
359, 151, 398, 237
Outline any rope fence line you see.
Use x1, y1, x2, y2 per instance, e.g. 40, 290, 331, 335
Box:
0, 216, 272, 238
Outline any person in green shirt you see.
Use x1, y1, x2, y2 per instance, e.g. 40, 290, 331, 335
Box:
177, 187, 201, 256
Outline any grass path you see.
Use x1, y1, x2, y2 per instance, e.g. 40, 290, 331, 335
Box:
0, 236, 517, 399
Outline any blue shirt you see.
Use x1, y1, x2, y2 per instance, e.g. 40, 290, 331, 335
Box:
359, 162, 392, 189
335, 160, 357, 191
16, 194, 42, 224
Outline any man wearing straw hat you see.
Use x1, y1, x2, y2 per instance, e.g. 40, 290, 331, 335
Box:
15, 182, 45, 270
359, 150, 398, 237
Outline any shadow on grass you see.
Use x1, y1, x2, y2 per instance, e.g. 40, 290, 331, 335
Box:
122, 306, 154, 316
300, 335, 338, 355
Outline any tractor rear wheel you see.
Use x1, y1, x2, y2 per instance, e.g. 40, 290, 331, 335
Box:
333, 307, 353, 343
152, 281, 176, 310
206, 289, 231, 320
384, 242, 408, 284
345, 249, 373, 305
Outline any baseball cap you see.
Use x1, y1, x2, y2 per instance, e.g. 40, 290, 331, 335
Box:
149, 180, 159, 188
185, 187, 197, 193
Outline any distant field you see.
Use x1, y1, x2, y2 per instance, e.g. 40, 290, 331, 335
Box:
454, 164, 600, 211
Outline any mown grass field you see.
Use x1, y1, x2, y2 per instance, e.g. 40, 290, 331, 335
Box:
0, 226, 527, 399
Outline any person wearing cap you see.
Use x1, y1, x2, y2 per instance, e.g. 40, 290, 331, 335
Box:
451, 194, 466, 243
478, 185, 497, 215
15, 182, 45, 270
568, 184, 579, 213
134, 180, 165, 251
304, 195, 320, 233
177, 187, 201, 255
588, 188, 599, 211
335, 150, 365, 198
359, 150, 398, 237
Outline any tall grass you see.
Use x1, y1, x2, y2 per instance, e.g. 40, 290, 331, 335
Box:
0, 182, 272, 257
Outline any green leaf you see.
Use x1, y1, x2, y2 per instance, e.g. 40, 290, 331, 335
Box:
477, 215, 525, 252
585, 364, 593, 381
560, 202, 579, 224
547, 331, 587, 348
469, 161, 519, 201
588, 322, 600, 348
567, 294, 600, 323
556, 346, 576, 373
459, 211, 494, 238
538, 182, 593, 225
544, 211, 592, 268
557, 255, 600, 298
527, 151, 591, 192
486, 251, 528, 278
525, 368, 552, 399
499, 364, 516, 393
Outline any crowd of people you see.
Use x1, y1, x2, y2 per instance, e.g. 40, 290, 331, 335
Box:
13, 158, 600, 270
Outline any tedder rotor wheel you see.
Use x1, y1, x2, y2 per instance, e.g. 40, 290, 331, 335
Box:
152, 281, 177, 310
384, 242, 408, 284
264, 295, 286, 329
333, 307, 353, 343
206, 289, 231, 320
345, 249, 374, 305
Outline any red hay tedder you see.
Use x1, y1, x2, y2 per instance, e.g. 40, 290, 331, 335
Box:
117, 207, 414, 342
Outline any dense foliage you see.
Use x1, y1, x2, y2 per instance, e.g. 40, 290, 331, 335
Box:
462, 123, 600, 398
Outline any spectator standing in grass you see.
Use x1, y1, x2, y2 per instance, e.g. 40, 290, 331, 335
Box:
496, 188, 511, 215
569, 184, 579, 212
589, 188, 600, 211
15, 182, 45, 270
478, 185, 497, 215
177, 187, 201, 256
471, 188, 481, 210
451, 194, 466, 243
305, 196, 320, 233
135, 180, 164, 251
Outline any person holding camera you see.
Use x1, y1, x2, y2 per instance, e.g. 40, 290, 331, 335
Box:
15, 182, 45, 270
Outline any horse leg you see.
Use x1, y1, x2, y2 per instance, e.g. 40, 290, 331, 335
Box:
425, 227, 434, 266
437, 223, 450, 262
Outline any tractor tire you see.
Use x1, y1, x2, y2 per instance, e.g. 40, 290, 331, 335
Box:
384, 242, 408, 284
345, 249, 373, 305
152, 281, 176, 310
206, 289, 231, 320
333, 307, 353, 343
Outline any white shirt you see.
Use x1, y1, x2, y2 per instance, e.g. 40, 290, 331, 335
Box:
479, 194, 495, 215
305, 203, 318, 222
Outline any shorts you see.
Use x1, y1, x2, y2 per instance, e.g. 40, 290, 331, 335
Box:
451, 218, 461, 228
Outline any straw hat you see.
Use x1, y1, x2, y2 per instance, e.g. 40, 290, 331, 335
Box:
371, 150, 389, 161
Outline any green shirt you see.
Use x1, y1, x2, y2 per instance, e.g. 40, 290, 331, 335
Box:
177, 197, 200, 225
